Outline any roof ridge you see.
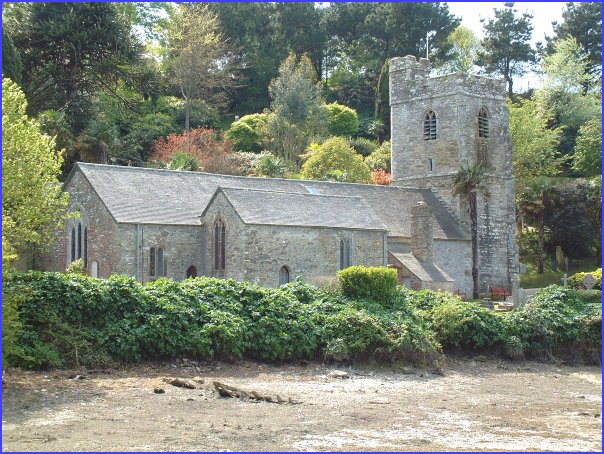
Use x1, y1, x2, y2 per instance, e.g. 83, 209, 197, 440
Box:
217, 185, 366, 201
76, 162, 429, 193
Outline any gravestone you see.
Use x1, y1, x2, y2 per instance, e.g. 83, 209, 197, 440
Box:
519, 263, 527, 274
582, 274, 596, 290
555, 246, 565, 269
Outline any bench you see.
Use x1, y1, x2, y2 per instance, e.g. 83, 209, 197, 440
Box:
490, 286, 512, 301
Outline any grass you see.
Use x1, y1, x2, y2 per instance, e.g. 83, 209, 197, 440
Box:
520, 257, 601, 288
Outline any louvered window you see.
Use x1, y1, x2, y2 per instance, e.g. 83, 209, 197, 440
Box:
478, 107, 489, 138
423, 110, 437, 140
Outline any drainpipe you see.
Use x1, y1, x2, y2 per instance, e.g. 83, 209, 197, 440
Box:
135, 224, 142, 283
383, 232, 388, 266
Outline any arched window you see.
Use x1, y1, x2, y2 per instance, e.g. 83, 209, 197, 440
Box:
76, 223, 82, 259
70, 227, 76, 262
186, 266, 197, 278
83, 227, 88, 268
423, 110, 437, 140
478, 107, 489, 138
340, 238, 352, 270
279, 266, 290, 286
149, 247, 156, 277
213, 220, 225, 270
157, 248, 165, 276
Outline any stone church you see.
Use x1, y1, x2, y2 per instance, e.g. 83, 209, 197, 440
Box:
40, 56, 519, 296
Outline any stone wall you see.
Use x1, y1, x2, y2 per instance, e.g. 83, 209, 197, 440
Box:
200, 191, 386, 288
389, 55, 519, 294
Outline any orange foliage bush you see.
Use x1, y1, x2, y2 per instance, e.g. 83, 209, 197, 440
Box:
371, 169, 392, 185
150, 128, 239, 174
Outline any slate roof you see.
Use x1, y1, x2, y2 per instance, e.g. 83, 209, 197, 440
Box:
207, 187, 387, 231
389, 252, 454, 283
69, 163, 467, 240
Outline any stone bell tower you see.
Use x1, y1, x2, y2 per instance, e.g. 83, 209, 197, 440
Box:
389, 55, 519, 294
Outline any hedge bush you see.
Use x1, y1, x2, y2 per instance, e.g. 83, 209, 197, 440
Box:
337, 266, 398, 304
4, 273, 599, 370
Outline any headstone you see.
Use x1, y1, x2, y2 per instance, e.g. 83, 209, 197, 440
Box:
582, 274, 596, 290
561, 273, 568, 287
564, 257, 570, 272
519, 263, 527, 274
555, 246, 565, 268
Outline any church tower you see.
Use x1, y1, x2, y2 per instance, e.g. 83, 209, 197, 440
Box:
389, 55, 519, 294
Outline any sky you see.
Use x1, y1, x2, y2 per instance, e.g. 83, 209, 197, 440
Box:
446, 2, 567, 90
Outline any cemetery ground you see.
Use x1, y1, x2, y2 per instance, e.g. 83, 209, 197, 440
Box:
2, 357, 601, 452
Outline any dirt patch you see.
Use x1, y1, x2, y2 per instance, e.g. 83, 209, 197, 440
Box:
2, 358, 601, 451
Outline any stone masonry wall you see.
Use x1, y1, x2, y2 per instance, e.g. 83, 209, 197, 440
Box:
200, 192, 386, 287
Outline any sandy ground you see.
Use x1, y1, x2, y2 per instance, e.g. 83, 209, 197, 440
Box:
2, 357, 601, 452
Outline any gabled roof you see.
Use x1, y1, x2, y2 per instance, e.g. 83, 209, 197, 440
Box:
67, 163, 467, 240
390, 252, 454, 283
205, 187, 387, 231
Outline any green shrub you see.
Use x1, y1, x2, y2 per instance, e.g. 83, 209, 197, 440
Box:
337, 266, 398, 304
502, 285, 601, 361
429, 300, 505, 350
365, 141, 391, 172
347, 137, 378, 157
324, 103, 359, 137
569, 268, 602, 290
225, 113, 269, 153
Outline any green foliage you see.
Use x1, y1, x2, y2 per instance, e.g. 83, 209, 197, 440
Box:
253, 153, 289, 178
373, 59, 390, 142
347, 137, 378, 157
226, 121, 260, 153
301, 137, 371, 183
324, 102, 359, 137
502, 285, 601, 361
267, 53, 327, 161
479, 2, 536, 97
66, 258, 86, 275
337, 266, 398, 304
569, 269, 602, 290
365, 141, 391, 172
572, 117, 602, 177
508, 98, 565, 180
2, 30, 23, 84
2, 78, 70, 265
444, 25, 481, 73
429, 301, 505, 350
2, 278, 25, 366
550, 2, 602, 90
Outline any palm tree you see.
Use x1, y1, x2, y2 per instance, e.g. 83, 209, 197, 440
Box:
517, 177, 554, 274
452, 163, 490, 299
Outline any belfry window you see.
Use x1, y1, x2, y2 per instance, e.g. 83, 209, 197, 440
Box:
213, 220, 226, 271
340, 238, 352, 270
423, 110, 437, 140
279, 266, 290, 286
478, 107, 489, 138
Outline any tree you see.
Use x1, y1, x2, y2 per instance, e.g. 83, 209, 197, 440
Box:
267, 53, 327, 161
479, 2, 536, 98
535, 36, 601, 166
452, 164, 490, 299
6, 2, 145, 133
445, 26, 481, 73
551, 2, 602, 91
2, 78, 69, 265
507, 98, 565, 180
516, 177, 554, 274
2, 30, 23, 84
166, 3, 236, 133
572, 116, 602, 177
225, 113, 270, 153
301, 137, 371, 184
373, 59, 390, 142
